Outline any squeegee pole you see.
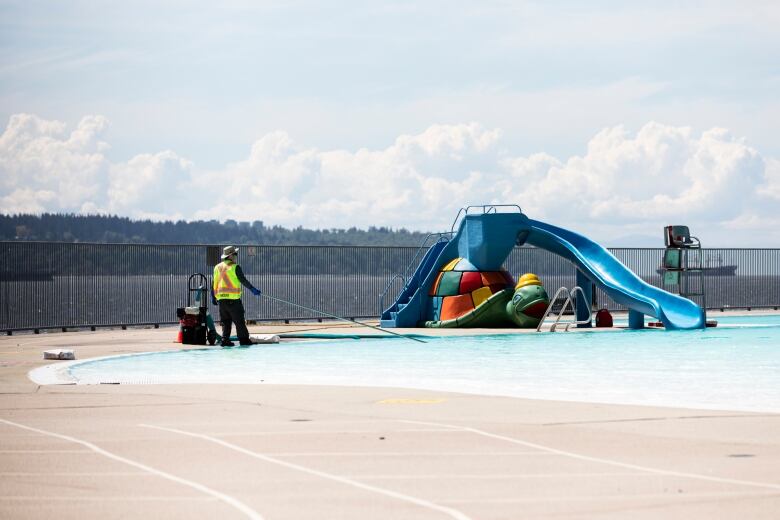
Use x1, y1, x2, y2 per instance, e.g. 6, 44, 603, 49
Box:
260, 293, 426, 344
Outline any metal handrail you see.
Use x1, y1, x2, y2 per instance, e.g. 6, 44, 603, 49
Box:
563, 286, 594, 331
378, 232, 452, 316
449, 204, 523, 233
537, 286, 571, 332
536, 286, 592, 332
378, 274, 406, 316
403, 233, 452, 283
449, 208, 467, 234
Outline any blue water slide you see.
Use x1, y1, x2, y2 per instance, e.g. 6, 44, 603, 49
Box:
381, 208, 704, 330
526, 219, 705, 330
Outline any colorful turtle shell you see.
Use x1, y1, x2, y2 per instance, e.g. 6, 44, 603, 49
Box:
426, 257, 515, 327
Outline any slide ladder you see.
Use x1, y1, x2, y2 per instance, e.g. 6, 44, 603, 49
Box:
380, 236, 450, 328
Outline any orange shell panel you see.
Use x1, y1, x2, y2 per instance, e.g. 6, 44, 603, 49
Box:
429, 272, 444, 296
440, 293, 475, 321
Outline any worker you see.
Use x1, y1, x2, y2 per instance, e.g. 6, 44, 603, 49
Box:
212, 245, 261, 346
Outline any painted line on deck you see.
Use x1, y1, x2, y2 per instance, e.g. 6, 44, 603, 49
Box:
265, 450, 545, 457
0, 471, 148, 476
212, 427, 455, 436
0, 449, 90, 453
0, 418, 264, 520
0, 496, 219, 502
443, 490, 779, 504
142, 423, 473, 520
347, 472, 648, 480
399, 419, 780, 491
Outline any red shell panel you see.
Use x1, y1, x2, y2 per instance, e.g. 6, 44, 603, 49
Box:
480, 272, 509, 287
501, 270, 515, 285
488, 283, 508, 294
459, 271, 483, 293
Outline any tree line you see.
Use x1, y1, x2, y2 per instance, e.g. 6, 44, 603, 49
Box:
0, 213, 432, 246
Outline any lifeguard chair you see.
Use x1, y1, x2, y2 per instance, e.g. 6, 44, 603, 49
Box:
664, 225, 700, 249
660, 225, 706, 321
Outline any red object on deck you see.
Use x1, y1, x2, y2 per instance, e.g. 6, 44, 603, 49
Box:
595, 308, 613, 327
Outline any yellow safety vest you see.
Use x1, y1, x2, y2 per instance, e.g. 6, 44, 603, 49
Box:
213, 261, 242, 300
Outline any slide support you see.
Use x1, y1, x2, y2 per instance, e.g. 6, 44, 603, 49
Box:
575, 269, 592, 328
628, 309, 645, 329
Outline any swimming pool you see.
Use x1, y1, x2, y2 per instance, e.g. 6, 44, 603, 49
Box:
58, 315, 780, 413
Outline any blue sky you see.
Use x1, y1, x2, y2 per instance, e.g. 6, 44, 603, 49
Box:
1, 1, 779, 245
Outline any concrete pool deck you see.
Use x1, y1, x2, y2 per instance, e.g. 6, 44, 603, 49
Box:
1, 314, 779, 519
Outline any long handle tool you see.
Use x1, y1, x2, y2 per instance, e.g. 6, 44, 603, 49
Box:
261, 293, 427, 344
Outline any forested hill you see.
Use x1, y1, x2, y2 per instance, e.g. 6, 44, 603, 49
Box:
1, 214, 432, 246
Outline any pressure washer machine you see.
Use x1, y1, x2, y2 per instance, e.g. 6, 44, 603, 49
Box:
176, 273, 218, 345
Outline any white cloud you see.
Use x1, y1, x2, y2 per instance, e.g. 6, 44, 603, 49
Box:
506, 123, 764, 223
1, 114, 778, 245
0, 113, 110, 210
498, 123, 776, 245
0, 113, 193, 218
107, 150, 192, 218
190, 122, 503, 230
0, 187, 56, 214
760, 157, 780, 200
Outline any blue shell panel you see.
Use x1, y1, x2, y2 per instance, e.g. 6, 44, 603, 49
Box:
453, 258, 478, 271
431, 296, 443, 321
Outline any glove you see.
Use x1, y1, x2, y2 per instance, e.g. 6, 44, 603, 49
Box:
251, 287, 261, 296
212, 297, 218, 305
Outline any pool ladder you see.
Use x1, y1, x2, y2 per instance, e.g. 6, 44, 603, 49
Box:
536, 286, 593, 332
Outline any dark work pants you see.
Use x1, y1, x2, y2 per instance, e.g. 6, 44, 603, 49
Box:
218, 299, 251, 345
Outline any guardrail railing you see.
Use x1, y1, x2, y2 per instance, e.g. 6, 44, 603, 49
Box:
1, 242, 778, 332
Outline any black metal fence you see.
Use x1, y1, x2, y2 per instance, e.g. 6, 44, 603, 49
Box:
1, 242, 779, 332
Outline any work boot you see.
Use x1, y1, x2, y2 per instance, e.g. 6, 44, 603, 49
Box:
221, 340, 235, 347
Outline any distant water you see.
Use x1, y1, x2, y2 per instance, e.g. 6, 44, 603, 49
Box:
70, 315, 780, 413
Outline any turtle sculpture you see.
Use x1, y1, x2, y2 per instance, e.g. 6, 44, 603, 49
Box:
424, 257, 550, 328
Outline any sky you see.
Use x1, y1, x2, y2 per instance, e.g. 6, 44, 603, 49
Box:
1, 0, 779, 246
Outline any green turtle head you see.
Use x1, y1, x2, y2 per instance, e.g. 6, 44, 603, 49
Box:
505, 273, 550, 328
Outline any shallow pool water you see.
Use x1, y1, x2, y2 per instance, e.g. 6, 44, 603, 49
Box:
69, 314, 780, 413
